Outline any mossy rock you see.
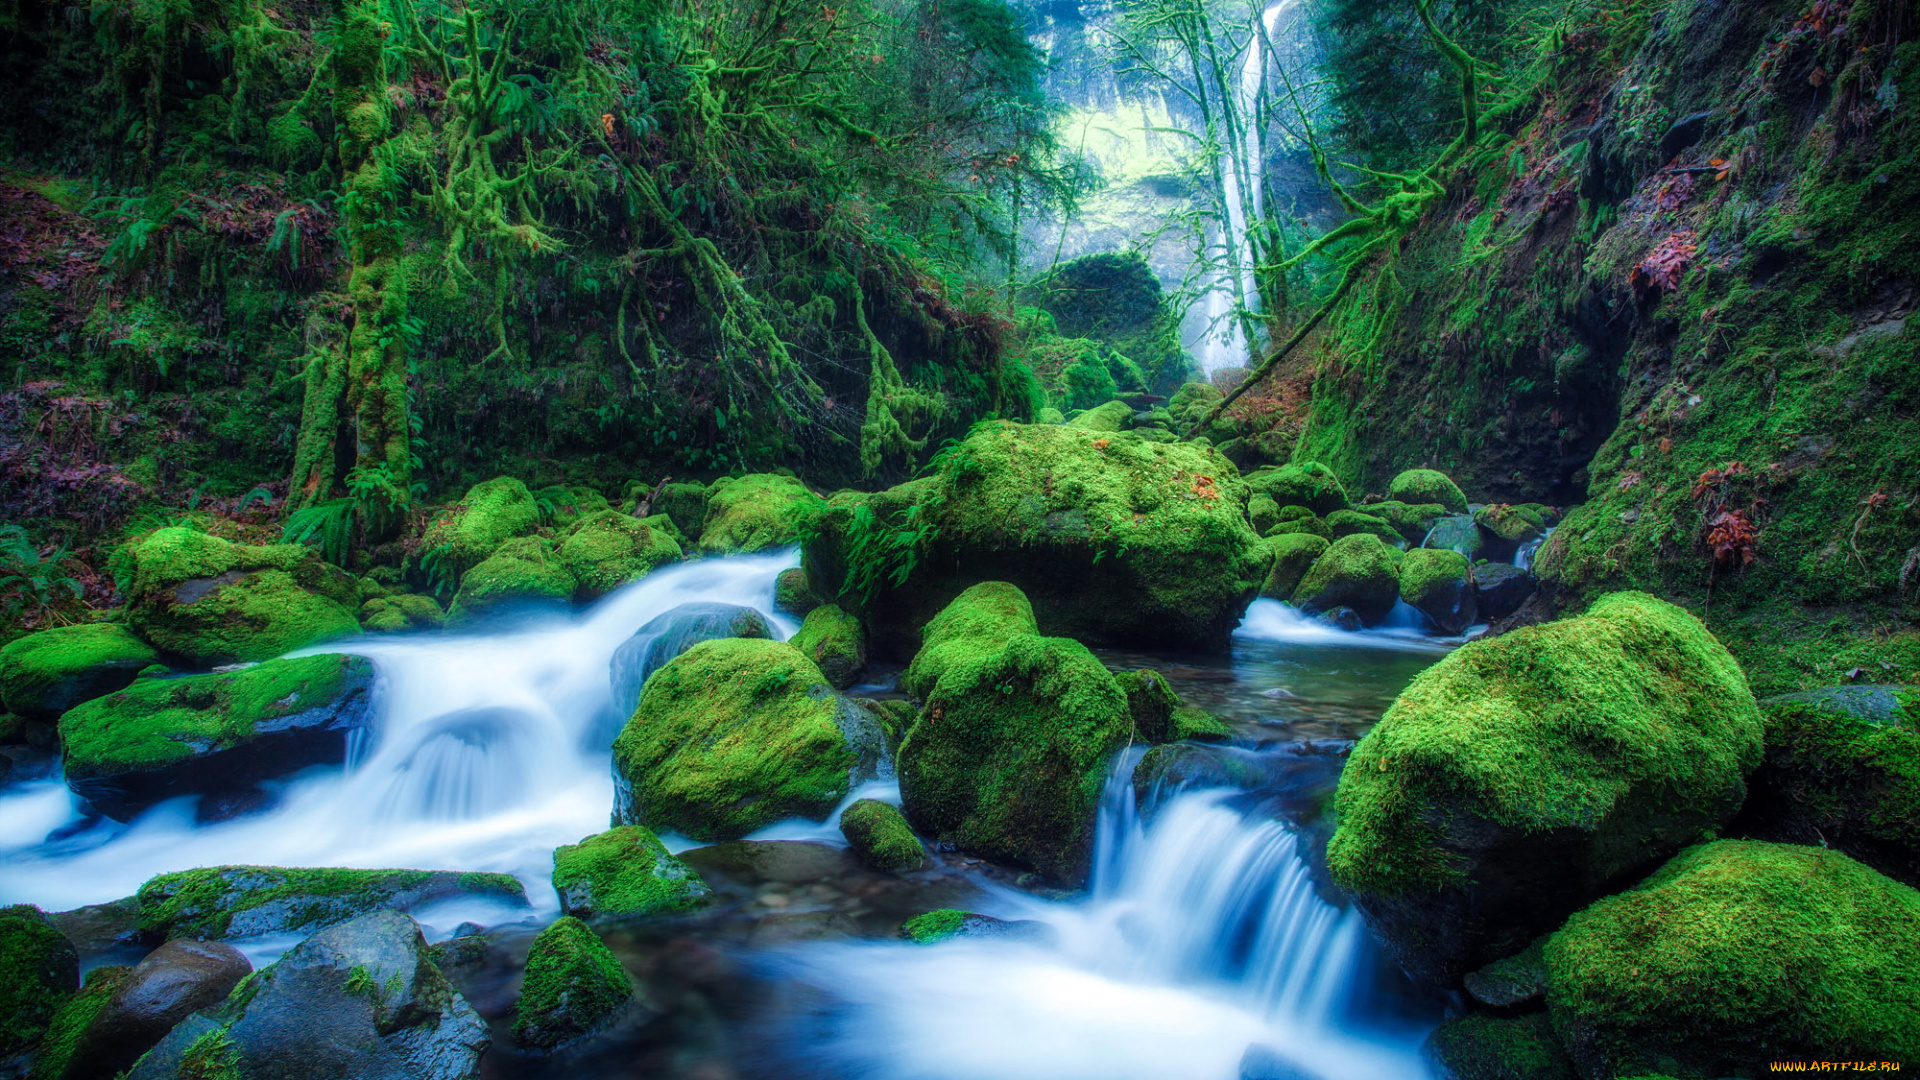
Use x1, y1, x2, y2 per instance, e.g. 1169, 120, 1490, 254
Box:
1260, 533, 1330, 601
58, 654, 375, 821
552, 826, 711, 920
0, 624, 158, 718
1544, 840, 1920, 1076
514, 917, 634, 1050
1292, 533, 1400, 625
1475, 503, 1549, 560
1738, 685, 1919, 887
1398, 548, 1477, 635
898, 633, 1132, 885
1264, 515, 1331, 540
0, 905, 78, 1058
123, 528, 361, 666
1327, 592, 1764, 985
448, 536, 577, 623
542, 485, 612, 529
1247, 492, 1282, 535
360, 593, 444, 633
1423, 1012, 1575, 1080
608, 602, 772, 716
1244, 461, 1349, 515
774, 567, 820, 617
1424, 514, 1485, 560
650, 481, 711, 544
900, 908, 971, 943
1473, 561, 1536, 621
134, 865, 527, 941
29, 963, 134, 1080
1324, 508, 1402, 545
612, 638, 885, 841
1367, 500, 1450, 545
788, 604, 866, 690
697, 474, 820, 554
1116, 668, 1180, 744
1387, 468, 1468, 514
838, 799, 927, 873
1035, 407, 1066, 425
419, 476, 542, 577
898, 581, 1038, 699
559, 510, 681, 600
1062, 400, 1132, 431
896, 908, 1045, 943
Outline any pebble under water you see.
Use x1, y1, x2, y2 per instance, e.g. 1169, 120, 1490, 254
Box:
0, 551, 1460, 1079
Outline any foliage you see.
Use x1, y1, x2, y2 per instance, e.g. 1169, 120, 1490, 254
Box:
0, 527, 84, 617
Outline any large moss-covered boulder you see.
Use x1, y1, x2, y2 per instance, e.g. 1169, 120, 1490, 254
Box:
1388, 468, 1468, 513
123, 528, 361, 666
898, 633, 1132, 885
559, 510, 681, 600
1324, 508, 1402, 545
133, 865, 529, 941
805, 423, 1265, 655
838, 798, 928, 873
420, 475, 541, 577
788, 604, 866, 690
1368, 500, 1450, 545
552, 826, 712, 920
774, 567, 820, 616
1291, 533, 1400, 624
447, 536, 577, 623
1063, 399, 1132, 431
1398, 548, 1477, 634
0, 905, 77, 1058
897, 581, 1037, 699
1423, 1013, 1575, 1080
59, 654, 375, 821
697, 474, 819, 554
1327, 592, 1764, 985
607, 602, 771, 716
0, 624, 158, 718
1738, 685, 1919, 887
612, 638, 885, 841
360, 592, 445, 632
127, 910, 487, 1080
1245, 461, 1349, 515
1260, 533, 1329, 601
36, 940, 251, 1080
650, 481, 711, 544
1544, 840, 1920, 1077
513, 917, 634, 1050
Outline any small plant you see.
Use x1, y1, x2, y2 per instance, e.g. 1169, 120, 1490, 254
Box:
283, 499, 356, 566
0, 526, 85, 615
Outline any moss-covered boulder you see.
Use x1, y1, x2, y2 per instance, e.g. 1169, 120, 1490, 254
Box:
1260, 533, 1329, 601
805, 423, 1265, 655
1473, 561, 1536, 621
447, 536, 577, 623
1063, 399, 1132, 431
649, 481, 711, 544
696, 474, 819, 554
838, 798, 927, 873
1291, 533, 1400, 625
1424, 514, 1484, 560
0, 905, 77, 1058
514, 916, 634, 1050
1115, 668, 1228, 744
608, 601, 772, 716
28, 963, 132, 1080
788, 604, 866, 690
123, 528, 361, 666
419, 475, 542, 578
1264, 515, 1332, 540
1247, 493, 1282, 535
0, 624, 158, 718
1368, 500, 1451, 545
1387, 468, 1468, 513
899, 633, 1131, 884
558, 510, 681, 600
360, 592, 445, 632
612, 638, 885, 841
1738, 686, 1918, 887
1423, 1013, 1575, 1080
1324, 508, 1403, 545
58, 654, 375, 821
1245, 461, 1350, 515
1398, 548, 1477, 634
552, 825, 712, 920
35, 940, 251, 1080
1327, 592, 1764, 985
133, 865, 528, 941
774, 567, 820, 616
897, 581, 1038, 699
1544, 840, 1920, 1076
1475, 503, 1550, 561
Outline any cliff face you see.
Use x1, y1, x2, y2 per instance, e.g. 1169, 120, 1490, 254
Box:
1292, 0, 1919, 693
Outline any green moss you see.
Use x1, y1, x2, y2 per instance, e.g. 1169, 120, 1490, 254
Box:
59, 653, 372, 777
1062, 400, 1131, 431
1424, 1013, 1575, 1080
1475, 503, 1547, 544
1367, 501, 1449, 545
898, 633, 1132, 884
448, 536, 577, 622
1245, 462, 1350, 514
512, 917, 633, 1050
774, 567, 820, 616
1247, 492, 1282, 535
0, 624, 158, 717
901, 908, 970, 943
123, 528, 361, 666
788, 604, 866, 690
1324, 508, 1402, 545
839, 798, 927, 873
1264, 515, 1332, 540
1261, 533, 1331, 600
1116, 668, 1182, 744
1545, 840, 1920, 1075
134, 865, 524, 940
0, 905, 77, 1057
612, 638, 880, 841
1291, 533, 1400, 623
1397, 548, 1470, 604
898, 581, 1039, 699
1167, 706, 1230, 742
651, 482, 711, 544
29, 964, 132, 1080
362, 592, 444, 633
551, 826, 712, 919
697, 474, 821, 554
419, 477, 542, 577
1387, 469, 1467, 513
559, 510, 682, 599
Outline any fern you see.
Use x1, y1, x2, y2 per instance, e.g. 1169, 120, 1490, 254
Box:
282, 499, 355, 566
417, 542, 457, 598
0, 526, 84, 614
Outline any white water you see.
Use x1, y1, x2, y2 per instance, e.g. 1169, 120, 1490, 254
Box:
1234, 598, 1465, 652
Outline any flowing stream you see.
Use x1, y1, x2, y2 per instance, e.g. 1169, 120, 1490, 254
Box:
0, 551, 1458, 1078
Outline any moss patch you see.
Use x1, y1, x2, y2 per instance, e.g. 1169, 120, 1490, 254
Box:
513, 917, 633, 1050
552, 826, 712, 920
788, 604, 867, 691
898, 581, 1039, 699
1424, 1013, 1575, 1080
1261, 533, 1330, 600
697, 474, 820, 554
1292, 533, 1400, 624
774, 567, 820, 616
1398, 548, 1476, 634
559, 510, 682, 600
1245, 462, 1350, 514
123, 528, 361, 666
0, 905, 77, 1057
134, 865, 526, 940
0, 624, 158, 718
839, 799, 927, 873
419, 476, 542, 577
1387, 469, 1467, 513
29, 963, 132, 1080
900, 908, 970, 943
448, 536, 577, 622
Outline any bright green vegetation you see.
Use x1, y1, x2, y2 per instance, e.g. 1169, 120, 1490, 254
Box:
788, 604, 867, 690
30, 964, 133, 1080
551, 826, 711, 920
1260, 534, 1329, 600
360, 593, 445, 632
1424, 1013, 1574, 1080
1367, 501, 1448, 545
898, 581, 1038, 698
774, 568, 820, 616
513, 917, 633, 1050
122, 528, 361, 665
1062, 400, 1132, 432
1397, 547, 1474, 632
1544, 840, 1920, 1075
447, 536, 577, 622
1244, 463, 1349, 515
612, 638, 881, 840
58, 654, 371, 777
0, 623, 158, 717
1474, 503, 1547, 544
133, 865, 524, 940
420, 478, 542, 579
697, 474, 822, 554
0, 905, 78, 1057
1386, 469, 1467, 514
558, 511, 682, 599
900, 909, 970, 943
1264, 515, 1331, 540
1290, 533, 1399, 623
838, 799, 928, 873
1023, 253, 1192, 403
1323, 508, 1401, 545
899, 632, 1131, 884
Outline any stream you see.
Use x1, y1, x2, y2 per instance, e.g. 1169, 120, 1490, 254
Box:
0, 551, 1462, 1079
